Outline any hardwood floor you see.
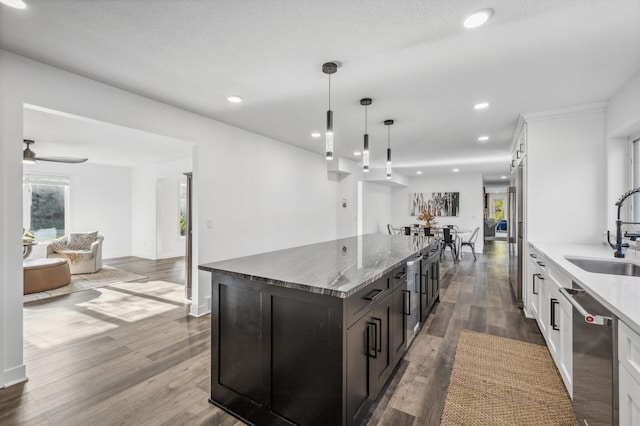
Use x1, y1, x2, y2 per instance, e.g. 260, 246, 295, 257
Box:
1, 244, 543, 425
365, 240, 545, 426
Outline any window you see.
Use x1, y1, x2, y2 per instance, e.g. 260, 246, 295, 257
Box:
493, 199, 504, 220
23, 174, 70, 241
179, 181, 187, 236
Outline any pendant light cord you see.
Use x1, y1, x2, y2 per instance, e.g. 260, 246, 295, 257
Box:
388, 125, 391, 149
328, 74, 331, 109
365, 105, 368, 133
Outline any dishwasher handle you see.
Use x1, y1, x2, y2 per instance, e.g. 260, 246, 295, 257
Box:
559, 287, 612, 326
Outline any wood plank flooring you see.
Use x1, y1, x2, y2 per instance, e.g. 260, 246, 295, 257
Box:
0, 243, 544, 425
365, 241, 545, 425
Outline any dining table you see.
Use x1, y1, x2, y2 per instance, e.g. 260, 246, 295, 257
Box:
401, 225, 472, 260
430, 227, 473, 260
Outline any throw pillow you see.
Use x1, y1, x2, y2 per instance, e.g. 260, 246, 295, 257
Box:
49, 235, 69, 254
67, 231, 99, 250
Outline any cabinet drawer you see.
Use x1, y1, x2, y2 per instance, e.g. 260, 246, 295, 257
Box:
619, 320, 640, 385
392, 264, 407, 290
346, 274, 391, 328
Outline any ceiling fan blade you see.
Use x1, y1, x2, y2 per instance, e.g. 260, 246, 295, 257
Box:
35, 156, 88, 163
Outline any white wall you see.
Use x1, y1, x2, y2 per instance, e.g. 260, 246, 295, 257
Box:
362, 182, 392, 235
0, 74, 25, 388
526, 107, 606, 244
390, 173, 485, 253
24, 161, 133, 258
131, 158, 191, 260
606, 70, 640, 230
156, 174, 187, 259
0, 50, 343, 387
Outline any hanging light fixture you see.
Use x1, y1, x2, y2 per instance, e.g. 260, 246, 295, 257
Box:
360, 98, 372, 172
385, 120, 394, 179
322, 62, 338, 160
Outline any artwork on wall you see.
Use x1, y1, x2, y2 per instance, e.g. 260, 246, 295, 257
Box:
409, 192, 460, 217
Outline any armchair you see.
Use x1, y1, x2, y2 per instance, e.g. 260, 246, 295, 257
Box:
484, 218, 497, 238
47, 234, 104, 274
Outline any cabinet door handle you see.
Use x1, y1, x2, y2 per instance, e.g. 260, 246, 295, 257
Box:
373, 317, 383, 353
414, 274, 419, 293
532, 274, 538, 295
421, 273, 428, 294
530, 253, 537, 258
367, 322, 377, 358
363, 288, 384, 301
536, 260, 545, 267
403, 290, 410, 316
550, 298, 559, 331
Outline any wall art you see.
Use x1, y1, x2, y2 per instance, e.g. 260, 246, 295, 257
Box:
409, 192, 459, 217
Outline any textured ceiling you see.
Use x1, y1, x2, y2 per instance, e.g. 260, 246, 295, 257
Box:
23, 106, 193, 167
2, 0, 640, 182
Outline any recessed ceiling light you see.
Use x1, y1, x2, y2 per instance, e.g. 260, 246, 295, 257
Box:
474, 102, 490, 110
478, 135, 490, 142
416, 171, 422, 175
311, 132, 321, 138
227, 95, 243, 103
453, 168, 460, 172
501, 176, 507, 179
354, 151, 361, 156
463, 9, 493, 29
0, 0, 26, 9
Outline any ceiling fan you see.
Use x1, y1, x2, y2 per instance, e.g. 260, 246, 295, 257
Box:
23, 139, 88, 164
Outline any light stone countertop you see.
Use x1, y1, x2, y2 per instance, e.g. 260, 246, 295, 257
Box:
530, 241, 640, 335
199, 233, 440, 298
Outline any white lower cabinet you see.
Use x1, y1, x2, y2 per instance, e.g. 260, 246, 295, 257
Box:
526, 249, 541, 318
527, 249, 573, 397
545, 272, 572, 396
528, 250, 548, 336
620, 365, 640, 426
619, 320, 640, 426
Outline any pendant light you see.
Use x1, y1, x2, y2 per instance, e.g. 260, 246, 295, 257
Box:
322, 62, 338, 160
360, 98, 372, 172
385, 119, 394, 179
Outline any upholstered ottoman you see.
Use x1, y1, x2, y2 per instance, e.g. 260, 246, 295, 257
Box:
23, 258, 71, 294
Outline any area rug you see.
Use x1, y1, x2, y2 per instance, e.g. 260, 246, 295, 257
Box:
23, 265, 146, 303
440, 329, 576, 426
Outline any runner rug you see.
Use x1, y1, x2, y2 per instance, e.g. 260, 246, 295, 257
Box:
441, 329, 577, 425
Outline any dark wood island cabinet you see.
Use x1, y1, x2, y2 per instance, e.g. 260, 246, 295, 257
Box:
199, 234, 441, 426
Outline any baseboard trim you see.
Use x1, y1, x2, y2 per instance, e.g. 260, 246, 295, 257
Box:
189, 302, 211, 318
2, 364, 27, 388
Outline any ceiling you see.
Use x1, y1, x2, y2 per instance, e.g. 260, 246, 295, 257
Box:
23, 106, 193, 168
3, 1, 640, 182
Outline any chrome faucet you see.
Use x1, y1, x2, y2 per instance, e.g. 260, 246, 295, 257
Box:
608, 187, 640, 258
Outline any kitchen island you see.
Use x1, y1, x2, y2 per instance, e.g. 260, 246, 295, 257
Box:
199, 234, 441, 426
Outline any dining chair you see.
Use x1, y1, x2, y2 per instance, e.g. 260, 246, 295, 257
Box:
441, 228, 458, 261
460, 227, 480, 260
387, 224, 402, 235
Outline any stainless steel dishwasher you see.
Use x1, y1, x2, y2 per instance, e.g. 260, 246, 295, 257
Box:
560, 282, 618, 426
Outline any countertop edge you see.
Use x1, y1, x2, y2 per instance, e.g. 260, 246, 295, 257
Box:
529, 241, 640, 336
199, 250, 424, 298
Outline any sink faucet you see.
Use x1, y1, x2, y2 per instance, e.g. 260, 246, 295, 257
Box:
608, 187, 640, 258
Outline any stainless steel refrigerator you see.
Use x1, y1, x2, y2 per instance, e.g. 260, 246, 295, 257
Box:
508, 163, 523, 307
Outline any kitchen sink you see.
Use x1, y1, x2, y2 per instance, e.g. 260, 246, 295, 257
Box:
566, 257, 640, 277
